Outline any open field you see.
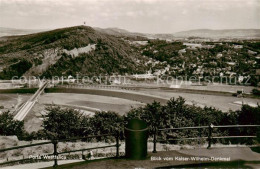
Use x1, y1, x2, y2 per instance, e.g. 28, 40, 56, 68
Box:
45, 87, 260, 112
38, 93, 144, 115
138, 89, 260, 112
0, 94, 31, 114
121, 81, 256, 94
172, 83, 255, 94
45, 88, 168, 104
21, 92, 144, 133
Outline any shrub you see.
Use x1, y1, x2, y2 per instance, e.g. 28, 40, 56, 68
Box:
41, 106, 88, 140
0, 111, 26, 139
89, 111, 124, 136
41, 107, 123, 141
252, 88, 260, 96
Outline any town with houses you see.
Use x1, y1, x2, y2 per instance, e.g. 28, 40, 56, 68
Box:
127, 38, 260, 86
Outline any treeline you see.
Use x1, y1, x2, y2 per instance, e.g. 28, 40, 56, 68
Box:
1, 97, 259, 144
142, 40, 184, 63
0, 59, 32, 79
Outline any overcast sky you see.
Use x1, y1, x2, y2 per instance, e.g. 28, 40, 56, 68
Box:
0, 0, 259, 33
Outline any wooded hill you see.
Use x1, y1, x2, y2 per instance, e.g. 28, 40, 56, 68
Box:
0, 26, 148, 79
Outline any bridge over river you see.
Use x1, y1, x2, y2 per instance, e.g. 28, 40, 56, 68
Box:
13, 82, 48, 121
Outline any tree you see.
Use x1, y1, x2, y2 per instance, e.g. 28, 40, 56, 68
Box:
42, 106, 87, 140
238, 105, 260, 125
88, 111, 124, 141
0, 111, 25, 139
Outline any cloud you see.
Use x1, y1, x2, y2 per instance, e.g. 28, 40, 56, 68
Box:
0, 0, 259, 33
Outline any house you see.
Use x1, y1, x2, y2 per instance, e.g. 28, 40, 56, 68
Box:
248, 50, 257, 55
216, 53, 223, 58
233, 45, 243, 49
131, 71, 155, 80
255, 54, 260, 59
227, 62, 236, 66
178, 49, 186, 54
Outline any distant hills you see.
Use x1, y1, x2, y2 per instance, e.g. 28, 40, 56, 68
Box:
94, 28, 260, 39
1, 26, 260, 39
0, 27, 47, 37
94, 27, 141, 37
173, 29, 260, 39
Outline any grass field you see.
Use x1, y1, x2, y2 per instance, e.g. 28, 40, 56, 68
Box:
22, 92, 145, 133
138, 89, 260, 112
0, 94, 31, 114
38, 93, 144, 115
